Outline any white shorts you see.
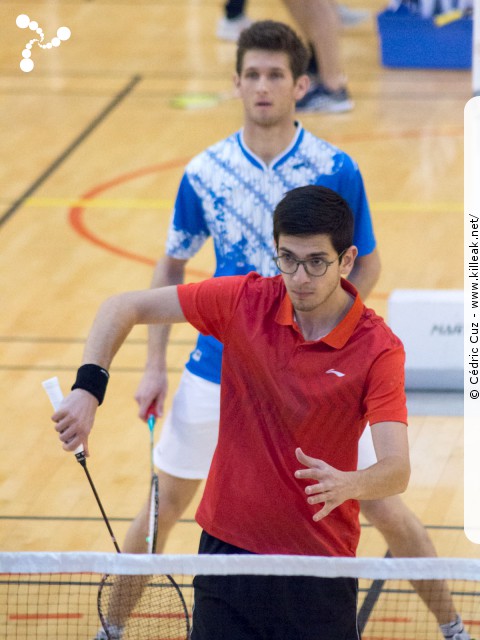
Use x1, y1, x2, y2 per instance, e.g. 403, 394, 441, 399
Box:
154, 370, 378, 478
357, 423, 377, 470
154, 369, 221, 479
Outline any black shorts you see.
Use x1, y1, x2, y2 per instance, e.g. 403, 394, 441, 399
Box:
190, 531, 360, 640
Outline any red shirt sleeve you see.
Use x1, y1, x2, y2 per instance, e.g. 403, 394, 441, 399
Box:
177, 275, 250, 343
364, 345, 408, 426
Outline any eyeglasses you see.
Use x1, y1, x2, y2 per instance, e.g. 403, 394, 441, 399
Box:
272, 249, 346, 277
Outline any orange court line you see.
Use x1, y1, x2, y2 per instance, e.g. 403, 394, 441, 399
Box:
68, 159, 189, 269
10, 613, 83, 620
66, 160, 412, 295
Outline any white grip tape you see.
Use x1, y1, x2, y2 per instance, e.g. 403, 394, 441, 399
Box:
42, 377, 84, 455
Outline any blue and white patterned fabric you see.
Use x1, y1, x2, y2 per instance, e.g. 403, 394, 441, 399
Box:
167, 124, 376, 383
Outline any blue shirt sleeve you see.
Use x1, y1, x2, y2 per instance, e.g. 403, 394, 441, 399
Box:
166, 172, 210, 259
315, 154, 376, 257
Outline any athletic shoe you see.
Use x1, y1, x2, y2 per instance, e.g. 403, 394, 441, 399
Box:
296, 83, 354, 113
440, 614, 471, 639
337, 4, 370, 26
216, 14, 252, 42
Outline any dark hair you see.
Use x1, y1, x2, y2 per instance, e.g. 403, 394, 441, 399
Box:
273, 185, 354, 256
236, 20, 309, 80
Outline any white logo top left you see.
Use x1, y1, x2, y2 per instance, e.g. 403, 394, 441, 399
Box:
16, 14, 71, 73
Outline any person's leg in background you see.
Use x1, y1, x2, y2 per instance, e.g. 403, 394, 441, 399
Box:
282, 0, 354, 113
358, 427, 471, 640
216, 0, 370, 43
217, 0, 252, 42
94, 372, 220, 640
337, 2, 369, 27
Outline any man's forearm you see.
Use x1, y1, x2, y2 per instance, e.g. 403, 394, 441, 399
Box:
82, 293, 145, 369
347, 455, 410, 501
295, 444, 410, 523
82, 286, 186, 371
348, 248, 381, 300
146, 256, 187, 370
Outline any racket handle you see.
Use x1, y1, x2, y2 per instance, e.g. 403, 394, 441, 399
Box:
147, 402, 157, 417
42, 376, 85, 463
42, 376, 65, 411
147, 402, 157, 432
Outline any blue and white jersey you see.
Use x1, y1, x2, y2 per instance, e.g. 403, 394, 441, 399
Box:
167, 124, 375, 383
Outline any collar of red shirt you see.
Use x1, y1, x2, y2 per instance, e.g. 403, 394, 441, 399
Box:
275, 278, 364, 349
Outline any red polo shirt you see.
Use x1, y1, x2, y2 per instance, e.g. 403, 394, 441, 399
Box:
177, 273, 407, 557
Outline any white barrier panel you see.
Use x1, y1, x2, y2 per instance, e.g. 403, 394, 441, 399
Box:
388, 289, 463, 390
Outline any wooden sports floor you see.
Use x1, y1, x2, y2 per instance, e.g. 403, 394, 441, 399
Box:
0, 0, 472, 576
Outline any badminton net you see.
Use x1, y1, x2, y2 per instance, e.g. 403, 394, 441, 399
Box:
1, 552, 479, 639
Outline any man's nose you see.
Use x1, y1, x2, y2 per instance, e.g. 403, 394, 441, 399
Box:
257, 75, 269, 91
292, 263, 310, 282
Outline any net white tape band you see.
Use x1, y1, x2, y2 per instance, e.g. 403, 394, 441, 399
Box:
1, 552, 479, 581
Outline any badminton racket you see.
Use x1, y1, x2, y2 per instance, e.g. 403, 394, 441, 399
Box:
146, 404, 159, 554
42, 376, 120, 552
42, 378, 190, 639
96, 402, 190, 639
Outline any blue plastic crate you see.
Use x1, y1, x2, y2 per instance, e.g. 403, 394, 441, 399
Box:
377, 8, 472, 69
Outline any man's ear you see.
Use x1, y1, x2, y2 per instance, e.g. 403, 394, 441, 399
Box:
294, 74, 311, 102
340, 245, 358, 277
233, 73, 241, 97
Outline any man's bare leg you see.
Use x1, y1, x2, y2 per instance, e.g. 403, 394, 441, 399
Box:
361, 495, 461, 626
101, 472, 201, 635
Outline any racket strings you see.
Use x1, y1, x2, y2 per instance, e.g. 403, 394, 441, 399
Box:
147, 475, 159, 554
98, 412, 189, 638
99, 573, 190, 639
147, 409, 159, 555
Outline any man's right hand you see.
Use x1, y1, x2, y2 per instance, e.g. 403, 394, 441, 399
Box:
52, 388, 98, 456
135, 368, 168, 421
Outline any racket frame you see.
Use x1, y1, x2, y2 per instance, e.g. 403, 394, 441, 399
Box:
147, 473, 159, 554
97, 572, 191, 639
146, 409, 159, 554
42, 378, 190, 638
97, 406, 190, 637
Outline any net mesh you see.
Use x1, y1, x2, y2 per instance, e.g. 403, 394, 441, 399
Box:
1, 552, 479, 639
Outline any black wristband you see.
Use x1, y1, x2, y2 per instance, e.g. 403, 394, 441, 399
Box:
72, 364, 110, 405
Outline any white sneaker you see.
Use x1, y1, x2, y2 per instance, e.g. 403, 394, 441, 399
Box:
440, 615, 471, 640
337, 4, 370, 26
216, 14, 252, 42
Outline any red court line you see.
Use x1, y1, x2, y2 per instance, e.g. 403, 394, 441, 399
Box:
362, 637, 416, 640
68, 159, 187, 269
139, 637, 186, 640
67, 161, 391, 292
131, 612, 188, 619
370, 616, 412, 622
10, 613, 82, 620
68, 159, 209, 280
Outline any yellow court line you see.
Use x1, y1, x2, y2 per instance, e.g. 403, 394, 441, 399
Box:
24, 197, 173, 209
23, 197, 463, 213
374, 202, 462, 213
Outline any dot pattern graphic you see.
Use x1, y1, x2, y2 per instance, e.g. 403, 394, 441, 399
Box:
16, 14, 71, 72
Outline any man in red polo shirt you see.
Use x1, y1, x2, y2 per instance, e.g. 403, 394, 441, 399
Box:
52, 185, 409, 639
